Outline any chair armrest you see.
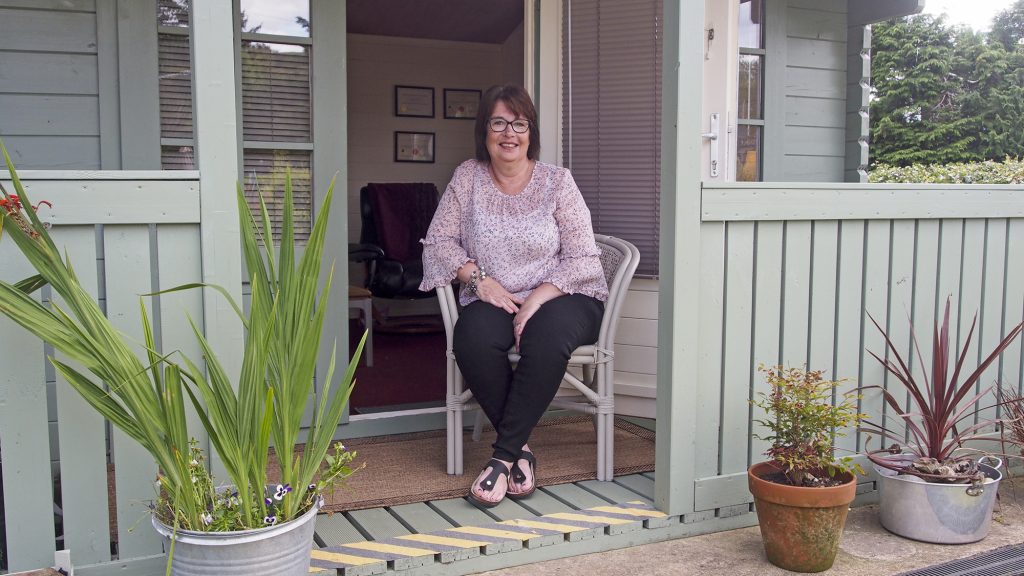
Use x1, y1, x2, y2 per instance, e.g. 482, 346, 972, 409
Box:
349, 243, 385, 262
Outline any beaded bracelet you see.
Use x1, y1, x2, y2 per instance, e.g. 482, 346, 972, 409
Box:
467, 266, 488, 294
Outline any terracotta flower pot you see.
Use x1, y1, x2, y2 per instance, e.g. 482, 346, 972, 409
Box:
748, 461, 857, 573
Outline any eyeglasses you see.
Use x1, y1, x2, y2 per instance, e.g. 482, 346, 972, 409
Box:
487, 118, 531, 133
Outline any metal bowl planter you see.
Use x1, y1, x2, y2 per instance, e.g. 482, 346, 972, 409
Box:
748, 462, 857, 573
873, 454, 1002, 544
151, 497, 323, 576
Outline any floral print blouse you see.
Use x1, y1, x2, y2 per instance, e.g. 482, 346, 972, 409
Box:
419, 159, 609, 306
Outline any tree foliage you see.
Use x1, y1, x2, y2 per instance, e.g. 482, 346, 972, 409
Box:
870, 6, 1024, 167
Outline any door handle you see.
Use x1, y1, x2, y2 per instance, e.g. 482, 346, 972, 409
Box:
702, 113, 720, 177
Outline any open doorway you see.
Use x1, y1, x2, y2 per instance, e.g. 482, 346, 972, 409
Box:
345, 0, 525, 414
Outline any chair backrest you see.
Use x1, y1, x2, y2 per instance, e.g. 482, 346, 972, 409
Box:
592, 234, 640, 350
360, 183, 439, 263
435, 234, 640, 351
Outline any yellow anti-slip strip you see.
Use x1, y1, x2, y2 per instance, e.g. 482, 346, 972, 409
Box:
500, 518, 593, 533
449, 525, 545, 540
589, 505, 667, 518
397, 533, 492, 549
546, 512, 638, 525
309, 548, 382, 566
343, 540, 436, 556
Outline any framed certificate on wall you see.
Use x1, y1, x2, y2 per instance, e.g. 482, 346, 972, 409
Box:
394, 85, 435, 118
394, 131, 435, 163
444, 88, 481, 119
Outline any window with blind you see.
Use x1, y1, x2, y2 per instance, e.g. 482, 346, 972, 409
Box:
155, 0, 313, 241
562, 0, 662, 277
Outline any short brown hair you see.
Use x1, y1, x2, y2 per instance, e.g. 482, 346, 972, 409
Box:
474, 84, 540, 162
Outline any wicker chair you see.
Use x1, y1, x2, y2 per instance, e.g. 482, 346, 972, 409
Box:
436, 234, 640, 481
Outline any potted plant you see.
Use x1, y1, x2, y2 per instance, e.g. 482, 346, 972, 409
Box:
748, 364, 865, 573
862, 297, 1023, 544
0, 143, 365, 575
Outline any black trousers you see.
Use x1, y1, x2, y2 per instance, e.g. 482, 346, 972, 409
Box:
453, 294, 604, 462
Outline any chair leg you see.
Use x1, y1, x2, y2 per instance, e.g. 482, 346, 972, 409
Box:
472, 408, 484, 442
451, 407, 464, 476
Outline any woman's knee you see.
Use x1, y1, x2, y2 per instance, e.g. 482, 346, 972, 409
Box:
454, 303, 514, 356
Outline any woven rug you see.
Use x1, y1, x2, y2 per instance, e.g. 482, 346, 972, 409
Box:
270, 415, 655, 513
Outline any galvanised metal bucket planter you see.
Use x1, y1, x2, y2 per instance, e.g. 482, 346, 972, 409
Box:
748, 461, 857, 573
874, 455, 1002, 544
151, 496, 322, 576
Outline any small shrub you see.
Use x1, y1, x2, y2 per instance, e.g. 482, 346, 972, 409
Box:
752, 364, 865, 486
869, 158, 1024, 184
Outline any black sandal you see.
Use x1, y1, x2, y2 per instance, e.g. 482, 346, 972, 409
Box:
507, 451, 537, 500
468, 458, 510, 508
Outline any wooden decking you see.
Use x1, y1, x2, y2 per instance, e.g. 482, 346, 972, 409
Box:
307, 472, 757, 576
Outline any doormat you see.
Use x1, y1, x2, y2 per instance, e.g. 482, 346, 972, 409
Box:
271, 415, 655, 513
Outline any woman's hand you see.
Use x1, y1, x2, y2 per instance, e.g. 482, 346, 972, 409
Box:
512, 303, 540, 351
476, 277, 525, 314
511, 283, 565, 351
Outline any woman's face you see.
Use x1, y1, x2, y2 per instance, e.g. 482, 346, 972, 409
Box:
486, 100, 530, 166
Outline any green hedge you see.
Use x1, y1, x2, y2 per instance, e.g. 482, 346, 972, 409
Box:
869, 158, 1024, 184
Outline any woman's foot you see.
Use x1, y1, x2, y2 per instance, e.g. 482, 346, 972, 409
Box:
507, 449, 537, 500
468, 458, 512, 508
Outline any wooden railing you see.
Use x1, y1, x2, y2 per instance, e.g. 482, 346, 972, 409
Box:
0, 172, 202, 571
691, 182, 1024, 512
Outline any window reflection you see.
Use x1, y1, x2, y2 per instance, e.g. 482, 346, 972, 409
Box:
157, 0, 189, 27
240, 0, 310, 37
737, 126, 761, 182
739, 0, 763, 49
738, 54, 763, 121
241, 42, 311, 142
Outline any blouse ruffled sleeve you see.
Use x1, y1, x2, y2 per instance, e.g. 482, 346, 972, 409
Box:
419, 178, 471, 292
543, 170, 609, 301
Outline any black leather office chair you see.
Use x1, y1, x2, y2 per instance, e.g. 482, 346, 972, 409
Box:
349, 183, 440, 329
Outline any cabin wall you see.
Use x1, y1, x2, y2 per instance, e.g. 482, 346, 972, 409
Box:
777, 0, 848, 181
0, 1, 102, 169
345, 34, 511, 245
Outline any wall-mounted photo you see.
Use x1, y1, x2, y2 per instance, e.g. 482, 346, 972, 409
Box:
394, 131, 435, 163
444, 88, 481, 119
395, 85, 435, 118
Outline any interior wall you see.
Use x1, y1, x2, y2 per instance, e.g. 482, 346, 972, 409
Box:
500, 22, 525, 86
346, 33, 509, 244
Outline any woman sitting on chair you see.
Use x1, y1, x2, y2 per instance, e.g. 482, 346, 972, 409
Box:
419, 84, 608, 507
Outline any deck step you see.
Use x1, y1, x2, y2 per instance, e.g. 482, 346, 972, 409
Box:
311, 500, 668, 575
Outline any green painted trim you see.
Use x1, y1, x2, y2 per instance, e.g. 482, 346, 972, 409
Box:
762, 0, 786, 181
849, 0, 923, 26
0, 247, 57, 571
190, 0, 244, 478
700, 183, 1024, 221
656, 0, 703, 517
115, 0, 161, 169
96, 0, 121, 169
311, 0, 350, 427
340, 412, 447, 439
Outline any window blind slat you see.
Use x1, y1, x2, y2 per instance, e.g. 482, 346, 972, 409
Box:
241, 43, 311, 143
243, 149, 313, 241
563, 0, 662, 277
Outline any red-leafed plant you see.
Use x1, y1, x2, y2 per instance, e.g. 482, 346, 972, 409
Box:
862, 297, 1024, 482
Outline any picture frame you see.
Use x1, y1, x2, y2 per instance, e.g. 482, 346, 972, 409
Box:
394, 85, 435, 118
444, 88, 481, 119
394, 131, 435, 163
